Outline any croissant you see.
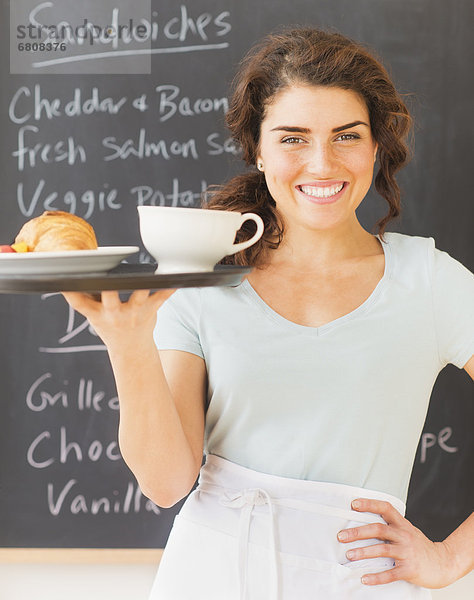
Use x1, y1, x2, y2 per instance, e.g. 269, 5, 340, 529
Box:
15, 211, 98, 252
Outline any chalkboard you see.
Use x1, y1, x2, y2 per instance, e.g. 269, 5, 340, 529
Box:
0, 0, 472, 549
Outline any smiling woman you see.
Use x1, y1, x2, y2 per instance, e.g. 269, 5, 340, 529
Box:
61, 26, 474, 600
256, 85, 378, 237
205, 28, 412, 267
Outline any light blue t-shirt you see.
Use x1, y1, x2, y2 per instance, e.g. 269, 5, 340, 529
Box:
154, 233, 474, 502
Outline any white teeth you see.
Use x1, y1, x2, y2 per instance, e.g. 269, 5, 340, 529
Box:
300, 183, 344, 198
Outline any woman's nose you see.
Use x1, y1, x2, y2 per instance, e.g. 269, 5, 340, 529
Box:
306, 142, 338, 175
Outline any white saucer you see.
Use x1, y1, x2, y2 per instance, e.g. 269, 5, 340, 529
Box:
0, 246, 139, 275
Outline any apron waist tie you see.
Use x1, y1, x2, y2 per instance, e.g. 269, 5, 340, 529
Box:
197, 479, 401, 599
207, 486, 279, 600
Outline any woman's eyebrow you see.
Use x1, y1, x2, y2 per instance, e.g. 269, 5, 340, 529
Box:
270, 121, 369, 133
270, 126, 311, 133
332, 120, 369, 133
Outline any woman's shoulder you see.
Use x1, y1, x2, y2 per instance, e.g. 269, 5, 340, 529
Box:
383, 230, 434, 254
382, 231, 433, 281
384, 230, 456, 263
384, 231, 473, 282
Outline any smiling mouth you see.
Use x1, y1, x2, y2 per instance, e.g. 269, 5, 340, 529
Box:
297, 183, 346, 199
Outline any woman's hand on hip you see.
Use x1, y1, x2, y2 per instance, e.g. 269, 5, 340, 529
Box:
62, 289, 176, 349
337, 498, 456, 588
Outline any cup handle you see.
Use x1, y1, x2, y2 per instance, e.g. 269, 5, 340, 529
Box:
228, 213, 265, 254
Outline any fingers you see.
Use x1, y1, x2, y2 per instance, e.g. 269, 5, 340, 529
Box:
61, 291, 101, 317
338, 498, 451, 588
125, 288, 176, 313
338, 498, 410, 587
60, 287, 175, 349
63, 288, 176, 311
360, 566, 403, 586
345, 542, 402, 586
351, 498, 404, 524
338, 522, 397, 543
100, 290, 122, 309
128, 289, 152, 306
346, 542, 396, 562
338, 499, 405, 544
128, 287, 175, 304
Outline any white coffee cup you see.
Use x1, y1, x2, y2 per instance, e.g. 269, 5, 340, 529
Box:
137, 206, 264, 273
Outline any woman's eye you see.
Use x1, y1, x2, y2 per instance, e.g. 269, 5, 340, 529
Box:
336, 133, 361, 142
281, 136, 304, 144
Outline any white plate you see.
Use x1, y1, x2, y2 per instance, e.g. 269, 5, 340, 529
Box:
0, 246, 140, 275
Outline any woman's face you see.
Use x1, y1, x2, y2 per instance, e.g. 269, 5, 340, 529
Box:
256, 85, 378, 234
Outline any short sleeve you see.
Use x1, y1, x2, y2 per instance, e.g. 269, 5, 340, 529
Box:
430, 239, 474, 369
153, 288, 204, 359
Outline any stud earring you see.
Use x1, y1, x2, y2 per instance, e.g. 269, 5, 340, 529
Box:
257, 162, 264, 171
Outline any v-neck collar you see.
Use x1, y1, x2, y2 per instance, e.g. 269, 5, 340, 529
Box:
240, 233, 393, 336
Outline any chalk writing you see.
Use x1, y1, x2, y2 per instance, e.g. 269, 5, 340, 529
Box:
9, 85, 127, 124
155, 85, 228, 122
26, 372, 119, 413
4, 2, 234, 544
130, 177, 207, 207
16, 176, 205, 225
17, 179, 121, 218
27, 427, 121, 469
132, 93, 148, 112
25, 4, 231, 47
32, 42, 231, 70
9, 84, 228, 124
26, 3, 232, 71
206, 131, 240, 155
13, 125, 86, 171
419, 427, 458, 463
47, 479, 160, 516
39, 294, 106, 354
102, 129, 199, 161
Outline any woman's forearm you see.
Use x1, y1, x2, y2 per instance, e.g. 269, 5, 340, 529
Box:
60, 290, 195, 506
107, 337, 199, 507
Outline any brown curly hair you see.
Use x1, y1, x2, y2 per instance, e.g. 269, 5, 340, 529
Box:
204, 27, 413, 266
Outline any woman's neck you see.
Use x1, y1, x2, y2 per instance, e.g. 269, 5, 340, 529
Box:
261, 222, 383, 275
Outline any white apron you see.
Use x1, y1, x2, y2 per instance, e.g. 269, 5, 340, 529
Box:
149, 455, 432, 599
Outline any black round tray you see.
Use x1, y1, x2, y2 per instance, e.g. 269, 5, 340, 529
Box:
0, 264, 251, 294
